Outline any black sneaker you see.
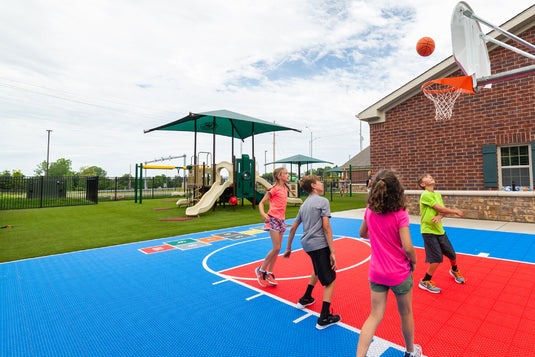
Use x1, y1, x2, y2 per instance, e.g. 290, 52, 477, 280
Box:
296, 296, 315, 309
315, 313, 341, 330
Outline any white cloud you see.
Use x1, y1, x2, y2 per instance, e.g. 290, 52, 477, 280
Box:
0, 0, 533, 176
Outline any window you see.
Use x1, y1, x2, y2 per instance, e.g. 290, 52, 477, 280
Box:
498, 145, 532, 189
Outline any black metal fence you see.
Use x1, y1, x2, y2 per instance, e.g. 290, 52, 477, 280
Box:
0, 175, 185, 210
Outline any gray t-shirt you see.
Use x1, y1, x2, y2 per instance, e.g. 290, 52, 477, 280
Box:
294, 194, 331, 252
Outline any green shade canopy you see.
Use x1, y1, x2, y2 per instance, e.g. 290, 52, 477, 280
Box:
267, 154, 333, 166
267, 154, 333, 179
325, 167, 343, 173
144, 109, 301, 140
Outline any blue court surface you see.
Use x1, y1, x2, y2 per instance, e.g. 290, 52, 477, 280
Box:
1, 217, 535, 356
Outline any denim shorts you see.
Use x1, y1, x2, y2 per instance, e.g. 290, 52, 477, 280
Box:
369, 273, 413, 296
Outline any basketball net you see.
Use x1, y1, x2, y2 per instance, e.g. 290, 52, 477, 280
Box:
422, 75, 475, 121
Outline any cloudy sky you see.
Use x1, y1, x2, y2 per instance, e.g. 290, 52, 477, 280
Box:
1, 0, 533, 177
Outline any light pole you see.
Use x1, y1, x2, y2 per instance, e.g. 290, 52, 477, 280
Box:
46, 129, 52, 177
264, 150, 267, 175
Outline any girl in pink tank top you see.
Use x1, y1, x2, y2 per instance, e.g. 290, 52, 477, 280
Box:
255, 167, 290, 287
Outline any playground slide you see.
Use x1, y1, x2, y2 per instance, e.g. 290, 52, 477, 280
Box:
255, 175, 303, 205
185, 161, 234, 216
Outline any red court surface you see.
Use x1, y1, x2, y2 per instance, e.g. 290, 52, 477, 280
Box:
222, 237, 535, 356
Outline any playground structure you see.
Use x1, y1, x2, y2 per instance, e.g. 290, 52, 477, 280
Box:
182, 154, 302, 216
144, 110, 303, 216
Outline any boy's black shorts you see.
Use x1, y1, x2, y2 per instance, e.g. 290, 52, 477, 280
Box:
306, 247, 336, 286
422, 233, 457, 263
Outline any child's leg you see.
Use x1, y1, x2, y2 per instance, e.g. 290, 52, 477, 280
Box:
356, 290, 388, 357
261, 230, 283, 271
425, 262, 440, 277
395, 290, 415, 353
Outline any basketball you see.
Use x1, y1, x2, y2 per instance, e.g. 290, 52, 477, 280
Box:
416, 37, 435, 57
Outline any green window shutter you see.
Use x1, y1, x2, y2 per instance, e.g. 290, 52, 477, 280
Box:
482, 145, 498, 187
532, 141, 535, 187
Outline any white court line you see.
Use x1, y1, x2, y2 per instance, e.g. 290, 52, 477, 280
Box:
212, 279, 228, 285
293, 312, 312, 324
246, 293, 263, 301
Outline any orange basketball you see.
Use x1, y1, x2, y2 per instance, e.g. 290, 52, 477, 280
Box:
416, 37, 435, 57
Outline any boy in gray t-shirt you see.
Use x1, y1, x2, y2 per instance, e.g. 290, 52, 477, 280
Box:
285, 175, 340, 330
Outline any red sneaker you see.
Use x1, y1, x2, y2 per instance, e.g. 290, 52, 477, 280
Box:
255, 266, 267, 287
265, 273, 278, 286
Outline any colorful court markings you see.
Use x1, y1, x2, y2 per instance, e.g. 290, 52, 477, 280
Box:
138, 244, 176, 254
198, 236, 226, 243
219, 237, 535, 357
166, 238, 210, 250
240, 229, 264, 235
213, 231, 253, 240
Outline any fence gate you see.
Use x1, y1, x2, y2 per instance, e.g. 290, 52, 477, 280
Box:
86, 176, 99, 203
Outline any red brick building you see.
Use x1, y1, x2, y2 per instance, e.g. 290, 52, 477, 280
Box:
357, 6, 535, 222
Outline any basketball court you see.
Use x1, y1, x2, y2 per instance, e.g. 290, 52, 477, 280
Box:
2, 212, 535, 356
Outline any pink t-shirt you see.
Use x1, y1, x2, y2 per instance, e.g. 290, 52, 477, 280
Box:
267, 185, 288, 220
364, 206, 411, 286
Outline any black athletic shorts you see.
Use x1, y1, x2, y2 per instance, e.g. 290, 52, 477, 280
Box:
307, 247, 336, 286
422, 233, 457, 263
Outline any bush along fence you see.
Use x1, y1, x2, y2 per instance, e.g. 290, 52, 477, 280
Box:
0, 175, 185, 210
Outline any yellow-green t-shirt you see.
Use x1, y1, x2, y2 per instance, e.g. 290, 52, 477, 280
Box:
420, 190, 445, 235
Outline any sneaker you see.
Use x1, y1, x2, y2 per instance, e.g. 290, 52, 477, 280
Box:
265, 273, 278, 286
404, 344, 423, 357
296, 296, 315, 309
255, 266, 267, 287
418, 279, 441, 294
450, 269, 465, 284
316, 313, 341, 330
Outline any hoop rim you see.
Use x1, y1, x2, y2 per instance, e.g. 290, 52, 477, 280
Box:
422, 75, 476, 94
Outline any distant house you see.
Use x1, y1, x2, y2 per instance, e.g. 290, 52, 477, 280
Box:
341, 146, 370, 189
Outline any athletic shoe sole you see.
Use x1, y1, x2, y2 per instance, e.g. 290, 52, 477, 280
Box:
449, 270, 465, 284
296, 298, 315, 309
418, 282, 441, 294
315, 315, 341, 330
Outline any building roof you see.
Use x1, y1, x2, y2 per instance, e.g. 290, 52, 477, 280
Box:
356, 5, 535, 124
340, 146, 370, 169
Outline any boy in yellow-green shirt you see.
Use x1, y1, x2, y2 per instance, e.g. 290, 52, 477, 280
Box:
417, 174, 465, 294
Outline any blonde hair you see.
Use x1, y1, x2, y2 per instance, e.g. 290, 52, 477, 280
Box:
273, 167, 287, 184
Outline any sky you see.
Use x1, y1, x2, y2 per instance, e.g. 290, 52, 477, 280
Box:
1, 0, 533, 177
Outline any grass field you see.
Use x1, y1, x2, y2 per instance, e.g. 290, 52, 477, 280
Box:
0, 193, 367, 263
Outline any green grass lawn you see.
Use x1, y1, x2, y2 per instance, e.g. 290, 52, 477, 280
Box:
0, 193, 367, 263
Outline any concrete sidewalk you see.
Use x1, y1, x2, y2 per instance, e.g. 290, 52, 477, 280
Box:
332, 208, 535, 235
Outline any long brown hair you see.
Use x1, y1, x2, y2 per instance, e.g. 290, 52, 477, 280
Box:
367, 170, 406, 214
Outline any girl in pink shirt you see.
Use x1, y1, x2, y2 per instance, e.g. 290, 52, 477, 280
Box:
356, 170, 422, 357
256, 167, 290, 287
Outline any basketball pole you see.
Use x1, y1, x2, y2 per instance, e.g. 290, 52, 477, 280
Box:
476, 64, 535, 90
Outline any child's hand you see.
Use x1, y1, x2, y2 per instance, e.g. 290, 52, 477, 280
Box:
330, 253, 337, 271
454, 209, 463, 218
410, 261, 416, 272
431, 214, 443, 223
283, 249, 291, 258
262, 214, 270, 223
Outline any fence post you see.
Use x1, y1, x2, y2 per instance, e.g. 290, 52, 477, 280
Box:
39, 176, 44, 208
139, 163, 143, 204
134, 164, 138, 203
349, 165, 352, 197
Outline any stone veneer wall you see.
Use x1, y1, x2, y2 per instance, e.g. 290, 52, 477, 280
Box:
405, 190, 535, 224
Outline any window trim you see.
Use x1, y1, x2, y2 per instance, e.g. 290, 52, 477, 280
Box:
497, 143, 533, 190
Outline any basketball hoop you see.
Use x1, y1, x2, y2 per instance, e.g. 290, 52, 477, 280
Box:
422, 75, 476, 121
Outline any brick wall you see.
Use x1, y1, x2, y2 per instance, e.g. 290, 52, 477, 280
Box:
405, 190, 535, 223
369, 28, 535, 192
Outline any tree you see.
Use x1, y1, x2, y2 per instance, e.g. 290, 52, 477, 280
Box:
34, 158, 74, 176
79, 166, 107, 177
